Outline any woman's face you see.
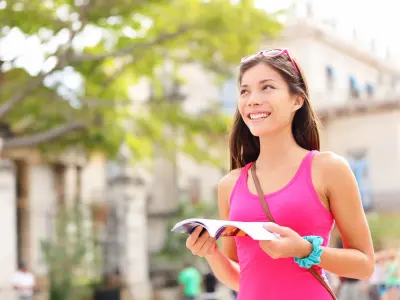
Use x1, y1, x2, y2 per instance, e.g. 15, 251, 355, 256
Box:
238, 62, 302, 137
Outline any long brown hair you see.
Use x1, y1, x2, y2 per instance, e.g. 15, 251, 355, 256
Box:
229, 54, 321, 170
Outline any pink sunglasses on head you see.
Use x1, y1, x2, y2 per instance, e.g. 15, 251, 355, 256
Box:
240, 48, 299, 73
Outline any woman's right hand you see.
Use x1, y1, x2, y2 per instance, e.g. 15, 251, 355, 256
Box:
185, 226, 219, 258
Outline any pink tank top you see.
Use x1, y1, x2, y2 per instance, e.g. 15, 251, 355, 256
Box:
229, 151, 334, 300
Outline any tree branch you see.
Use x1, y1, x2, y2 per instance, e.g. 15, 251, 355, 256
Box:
0, 74, 47, 120
70, 25, 192, 63
2, 121, 86, 149
0, 3, 91, 121
0, 49, 73, 121
0, 25, 189, 120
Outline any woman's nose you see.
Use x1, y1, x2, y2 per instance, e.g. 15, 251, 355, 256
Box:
247, 92, 262, 106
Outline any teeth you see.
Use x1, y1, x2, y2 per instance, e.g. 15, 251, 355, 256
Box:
249, 112, 270, 120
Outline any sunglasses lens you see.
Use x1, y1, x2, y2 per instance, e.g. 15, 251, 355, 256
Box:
263, 49, 283, 56
241, 49, 283, 62
240, 49, 299, 73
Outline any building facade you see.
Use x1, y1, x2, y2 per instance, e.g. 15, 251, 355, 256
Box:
0, 148, 109, 299
218, 4, 400, 212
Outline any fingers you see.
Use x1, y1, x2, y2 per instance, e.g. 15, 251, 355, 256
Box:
185, 226, 217, 257
263, 223, 289, 236
186, 226, 204, 248
190, 231, 210, 254
198, 237, 218, 257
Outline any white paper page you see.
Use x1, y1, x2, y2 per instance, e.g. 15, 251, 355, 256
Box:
225, 221, 279, 240
171, 218, 222, 237
172, 219, 279, 240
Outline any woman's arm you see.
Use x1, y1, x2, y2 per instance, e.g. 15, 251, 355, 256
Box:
205, 170, 241, 291
313, 152, 375, 280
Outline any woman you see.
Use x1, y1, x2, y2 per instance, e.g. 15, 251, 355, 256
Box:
185, 49, 375, 299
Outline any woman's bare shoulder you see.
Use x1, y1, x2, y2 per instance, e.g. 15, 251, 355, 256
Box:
313, 151, 350, 174
218, 168, 243, 219
218, 168, 242, 193
312, 151, 355, 194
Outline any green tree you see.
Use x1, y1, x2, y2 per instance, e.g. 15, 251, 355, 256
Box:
0, 0, 282, 161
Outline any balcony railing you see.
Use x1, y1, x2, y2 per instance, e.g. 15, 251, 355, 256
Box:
316, 97, 400, 119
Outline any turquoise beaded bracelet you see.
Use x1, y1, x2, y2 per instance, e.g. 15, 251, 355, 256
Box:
294, 236, 323, 269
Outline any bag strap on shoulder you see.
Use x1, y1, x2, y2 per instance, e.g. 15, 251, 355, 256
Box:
250, 163, 337, 299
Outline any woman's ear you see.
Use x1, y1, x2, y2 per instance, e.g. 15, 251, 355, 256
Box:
292, 95, 304, 112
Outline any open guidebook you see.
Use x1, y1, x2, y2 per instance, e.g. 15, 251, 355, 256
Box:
171, 218, 279, 241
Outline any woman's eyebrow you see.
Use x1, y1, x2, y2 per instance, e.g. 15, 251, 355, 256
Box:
240, 78, 275, 88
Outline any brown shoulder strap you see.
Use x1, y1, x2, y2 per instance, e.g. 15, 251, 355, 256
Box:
250, 163, 337, 300
251, 163, 275, 222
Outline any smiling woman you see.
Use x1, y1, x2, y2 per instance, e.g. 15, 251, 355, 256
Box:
183, 49, 375, 300
232, 49, 319, 170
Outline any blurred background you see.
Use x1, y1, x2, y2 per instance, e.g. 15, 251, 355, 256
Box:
1, 0, 400, 299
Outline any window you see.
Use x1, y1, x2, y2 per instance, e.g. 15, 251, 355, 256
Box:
347, 151, 373, 210
365, 83, 375, 98
349, 76, 361, 99
325, 65, 334, 90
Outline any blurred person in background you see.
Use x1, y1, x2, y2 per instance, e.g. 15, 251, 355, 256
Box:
202, 270, 218, 300
178, 263, 202, 300
385, 251, 400, 300
12, 262, 36, 300
368, 252, 386, 300
326, 271, 341, 295
183, 48, 375, 300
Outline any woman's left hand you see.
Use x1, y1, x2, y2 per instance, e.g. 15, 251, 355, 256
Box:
260, 223, 312, 259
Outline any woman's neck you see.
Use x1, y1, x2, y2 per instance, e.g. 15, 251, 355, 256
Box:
256, 127, 303, 169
